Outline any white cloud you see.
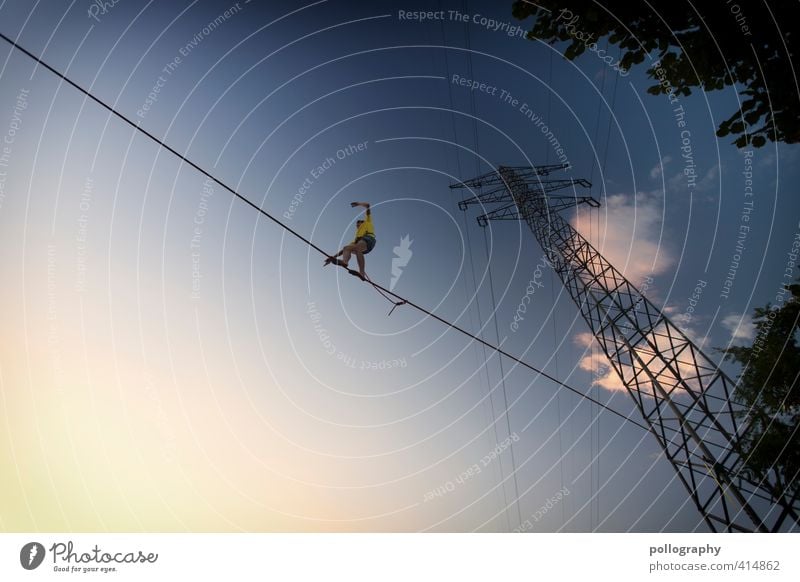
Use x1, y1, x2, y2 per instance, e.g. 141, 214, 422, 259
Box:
698, 164, 719, 191
667, 163, 719, 193
670, 312, 708, 348
568, 192, 700, 395
574, 323, 700, 396
661, 305, 679, 316
649, 155, 672, 179
721, 313, 756, 342
574, 333, 627, 392
571, 190, 674, 285
569, 191, 674, 392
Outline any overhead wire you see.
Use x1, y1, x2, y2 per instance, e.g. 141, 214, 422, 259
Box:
545, 48, 553, 165
586, 41, 622, 530
601, 53, 621, 181
459, 206, 514, 530
595, 43, 622, 529
579, 136, 598, 530
589, 53, 606, 533
437, 2, 513, 529
0, 29, 662, 443
462, 0, 523, 528
588, 38, 610, 190
586, 48, 608, 532
543, 44, 568, 525
481, 227, 523, 527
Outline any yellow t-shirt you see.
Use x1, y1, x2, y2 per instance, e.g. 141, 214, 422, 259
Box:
354, 213, 375, 241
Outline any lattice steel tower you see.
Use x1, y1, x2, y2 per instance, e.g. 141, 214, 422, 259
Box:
451, 165, 799, 532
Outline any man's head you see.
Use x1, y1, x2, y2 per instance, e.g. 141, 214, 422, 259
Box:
356, 219, 364, 228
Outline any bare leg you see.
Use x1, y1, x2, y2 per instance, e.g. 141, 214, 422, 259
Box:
341, 243, 356, 266
353, 240, 368, 276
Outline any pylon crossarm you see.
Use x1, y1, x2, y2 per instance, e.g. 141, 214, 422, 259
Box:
476, 203, 520, 226
457, 186, 513, 208
449, 164, 568, 190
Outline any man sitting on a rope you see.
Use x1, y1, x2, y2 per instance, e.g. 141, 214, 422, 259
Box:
324, 201, 375, 279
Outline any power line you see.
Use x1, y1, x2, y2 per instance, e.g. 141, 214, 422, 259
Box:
459, 208, 513, 530
481, 226, 523, 527
437, 2, 513, 528
461, 0, 522, 529
588, 38, 610, 189
593, 45, 621, 530
0, 30, 655, 437
542, 41, 569, 526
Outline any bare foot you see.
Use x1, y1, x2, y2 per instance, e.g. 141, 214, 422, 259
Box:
324, 257, 347, 267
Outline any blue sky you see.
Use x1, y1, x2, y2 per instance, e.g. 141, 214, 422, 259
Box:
0, 0, 797, 532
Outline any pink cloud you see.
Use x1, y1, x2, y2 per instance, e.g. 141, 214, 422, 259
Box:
574, 333, 627, 392
573, 318, 700, 398
565, 191, 695, 396
571, 190, 674, 286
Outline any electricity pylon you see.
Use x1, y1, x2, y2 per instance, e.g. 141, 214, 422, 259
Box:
451, 165, 800, 532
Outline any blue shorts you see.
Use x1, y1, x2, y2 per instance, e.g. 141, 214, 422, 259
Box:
358, 235, 376, 254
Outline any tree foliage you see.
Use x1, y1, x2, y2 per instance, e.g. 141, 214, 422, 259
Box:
721, 283, 800, 495
512, 0, 800, 148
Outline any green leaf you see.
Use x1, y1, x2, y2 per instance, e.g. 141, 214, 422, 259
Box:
744, 110, 761, 125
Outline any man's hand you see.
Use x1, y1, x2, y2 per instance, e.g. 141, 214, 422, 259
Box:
350, 201, 370, 208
